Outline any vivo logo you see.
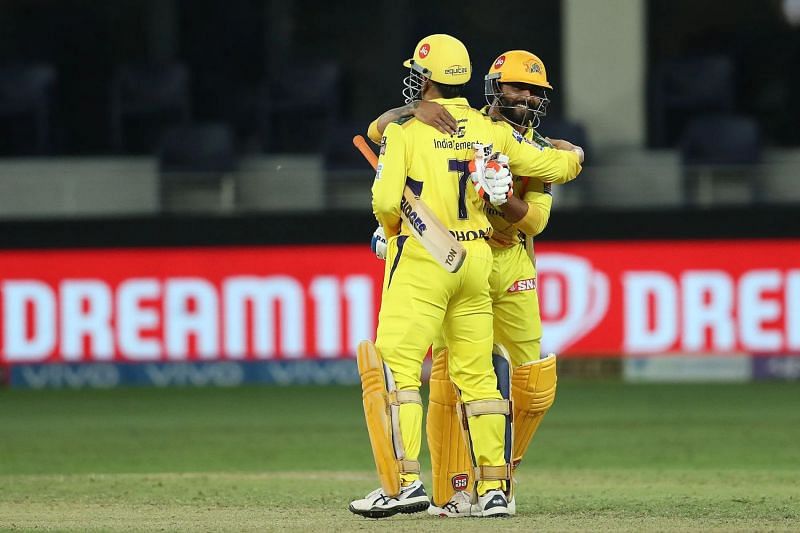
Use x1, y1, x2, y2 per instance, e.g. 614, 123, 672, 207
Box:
18, 364, 119, 389
144, 362, 244, 387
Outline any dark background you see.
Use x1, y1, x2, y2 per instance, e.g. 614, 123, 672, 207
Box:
5, 0, 796, 155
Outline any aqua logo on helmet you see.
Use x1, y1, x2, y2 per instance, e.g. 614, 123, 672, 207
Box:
444, 65, 468, 76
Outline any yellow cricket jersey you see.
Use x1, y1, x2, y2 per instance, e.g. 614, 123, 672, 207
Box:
372, 97, 581, 240
480, 111, 556, 249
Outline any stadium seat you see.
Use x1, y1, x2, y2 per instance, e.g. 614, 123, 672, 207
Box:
259, 62, 341, 153
323, 122, 375, 208
540, 117, 591, 163
111, 63, 191, 154
680, 114, 762, 205
0, 64, 56, 155
651, 55, 735, 147
158, 123, 237, 213
324, 123, 369, 172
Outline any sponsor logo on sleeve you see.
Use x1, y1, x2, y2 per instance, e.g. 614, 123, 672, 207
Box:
523, 136, 545, 150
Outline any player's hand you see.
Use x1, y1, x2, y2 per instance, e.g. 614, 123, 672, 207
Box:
370, 226, 387, 260
413, 101, 458, 135
484, 156, 513, 206
545, 137, 585, 164
469, 153, 513, 206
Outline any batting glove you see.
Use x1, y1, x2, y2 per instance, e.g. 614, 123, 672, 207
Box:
469, 152, 513, 206
370, 225, 387, 260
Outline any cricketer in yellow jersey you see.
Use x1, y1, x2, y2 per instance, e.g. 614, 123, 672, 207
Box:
367, 50, 584, 517
350, 35, 582, 520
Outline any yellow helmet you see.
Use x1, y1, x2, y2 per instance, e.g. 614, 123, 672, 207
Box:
487, 50, 552, 89
485, 50, 552, 129
402, 34, 471, 103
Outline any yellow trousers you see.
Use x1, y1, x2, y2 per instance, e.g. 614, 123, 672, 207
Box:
433, 243, 541, 365
375, 236, 504, 492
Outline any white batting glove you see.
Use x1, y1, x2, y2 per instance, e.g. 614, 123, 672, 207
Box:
469, 151, 513, 206
370, 225, 387, 260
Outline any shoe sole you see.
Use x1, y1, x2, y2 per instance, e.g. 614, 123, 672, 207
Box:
399, 501, 430, 514
349, 500, 429, 519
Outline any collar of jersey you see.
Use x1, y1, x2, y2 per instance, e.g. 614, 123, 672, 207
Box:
429, 97, 469, 106
478, 104, 534, 141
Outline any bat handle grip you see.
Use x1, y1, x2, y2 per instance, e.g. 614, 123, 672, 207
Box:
352, 135, 378, 170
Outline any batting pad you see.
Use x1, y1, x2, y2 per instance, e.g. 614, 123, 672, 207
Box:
426, 349, 472, 506
511, 352, 557, 468
456, 344, 514, 501
356, 341, 421, 497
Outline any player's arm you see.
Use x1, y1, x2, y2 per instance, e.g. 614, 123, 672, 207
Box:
514, 181, 553, 236
547, 137, 585, 163
501, 127, 583, 184
495, 178, 552, 236
371, 122, 407, 237
497, 192, 528, 222
367, 101, 457, 143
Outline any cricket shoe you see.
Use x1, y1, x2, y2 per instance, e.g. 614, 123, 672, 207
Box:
427, 490, 473, 517
475, 489, 509, 518
348, 479, 430, 518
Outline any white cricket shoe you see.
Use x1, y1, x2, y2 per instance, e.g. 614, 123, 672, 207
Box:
427, 490, 473, 517
475, 489, 509, 518
348, 479, 430, 518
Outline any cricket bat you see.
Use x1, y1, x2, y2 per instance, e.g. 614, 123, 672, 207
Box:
353, 135, 466, 273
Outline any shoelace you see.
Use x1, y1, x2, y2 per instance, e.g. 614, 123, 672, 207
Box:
443, 501, 461, 513
372, 494, 398, 506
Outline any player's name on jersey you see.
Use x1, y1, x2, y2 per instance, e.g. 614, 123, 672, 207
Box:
432, 138, 478, 151
448, 227, 492, 242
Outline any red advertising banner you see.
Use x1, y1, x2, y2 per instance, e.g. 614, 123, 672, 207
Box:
534, 239, 800, 356
1, 239, 798, 363
0, 246, 383, 364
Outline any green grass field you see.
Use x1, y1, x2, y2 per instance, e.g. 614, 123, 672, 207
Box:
1, 382, 799, 531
